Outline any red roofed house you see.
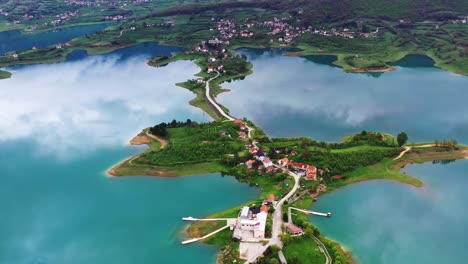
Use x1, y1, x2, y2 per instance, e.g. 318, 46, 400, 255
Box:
263, 157, 273, 167
245, 142, 252, 147
240, 124, 247, 130
260, 205, 269, 213
239, 131, 247, 139
278, 157, 289, 167
234, 119, 243, 125
245, 159, 255, 169
249, 147, 258, 154
286, 223, 303, 236
288, 162, 309, 170
258, 165, 264, 171
306, 165, 317, 180
207, 65, 215, 73
267, 194, 275, 203
290, 150, 298, 156
266, 165, 274, 173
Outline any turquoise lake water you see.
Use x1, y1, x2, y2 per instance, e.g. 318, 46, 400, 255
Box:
0, 23, 114, 55
2, 28, 468, 263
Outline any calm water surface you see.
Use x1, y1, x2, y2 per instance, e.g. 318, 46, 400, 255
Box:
0, 44, 259, 263
219, 50, 468, 143
0, 23, 114, 55
311, 160, 468, 264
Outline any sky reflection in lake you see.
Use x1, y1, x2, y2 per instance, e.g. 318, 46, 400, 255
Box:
219, 51, 468, 143
0, 55, 207, 159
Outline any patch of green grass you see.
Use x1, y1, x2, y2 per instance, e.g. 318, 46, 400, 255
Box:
330, 145, 396, 153
283, 236, 326, 264
329, 158, 423, 190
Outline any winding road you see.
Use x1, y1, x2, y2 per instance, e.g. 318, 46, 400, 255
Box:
200, 71, 327, 263
205, 71, 235, 121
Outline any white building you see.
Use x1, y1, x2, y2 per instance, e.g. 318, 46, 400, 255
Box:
239, 211, 267, 238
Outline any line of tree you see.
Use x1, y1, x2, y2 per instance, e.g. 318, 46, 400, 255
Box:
149, 119, 195, 137
434, 139, 459, 150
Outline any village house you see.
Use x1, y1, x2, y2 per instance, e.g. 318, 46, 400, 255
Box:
267, 194, 275, 204
234, 119, 244, 125
234, 206, 268, 240
207, 66, 215, 73
255, 150, 265, 161
262, 157, 274, 168
245, 159, 255, 169
249, 147, 258, 154
286, 223, 304, 236
239, 131, 247, 139
306, 165, 317, 180
278, 157, 289, 167
196, 77, 204, 83
266, 165, 274, 173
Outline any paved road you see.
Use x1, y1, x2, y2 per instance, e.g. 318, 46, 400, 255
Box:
205, 71, 235, 121
245, 166, 301, 263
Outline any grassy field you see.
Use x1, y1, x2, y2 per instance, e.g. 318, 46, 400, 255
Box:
283, 236, 326, 264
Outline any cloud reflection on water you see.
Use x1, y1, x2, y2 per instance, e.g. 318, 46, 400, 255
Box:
219, 53, 468, 142
0, 55, 206, 159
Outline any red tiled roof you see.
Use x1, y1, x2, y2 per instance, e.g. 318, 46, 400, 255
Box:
287, 223, 303, 233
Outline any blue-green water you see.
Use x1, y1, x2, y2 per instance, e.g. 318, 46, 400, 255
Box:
0, 43, 259, 263
219, 50, 468, 143
311, 160, 468, 264
0, 23, 115, 55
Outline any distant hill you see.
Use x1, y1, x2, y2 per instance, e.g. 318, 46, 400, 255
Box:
265, 0, 468, 23
142, 0, 467, 24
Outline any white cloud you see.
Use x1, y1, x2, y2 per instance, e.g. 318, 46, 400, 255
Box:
0, 55, 206, 159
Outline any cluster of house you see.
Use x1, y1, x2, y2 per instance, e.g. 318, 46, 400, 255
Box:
0, 8, 9, 17
64, 0, 150, 8
245, 146, 275, 173
233, 194, 275, 240
208, 16, 375, 47
278, 157, 318, 181
449, 17, 467, 24
105, 15, 128, 21
234, 119, 248, 139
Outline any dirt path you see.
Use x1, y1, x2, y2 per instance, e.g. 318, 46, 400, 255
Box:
394, 144, 436, 160
145, 130, 168, 149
